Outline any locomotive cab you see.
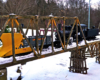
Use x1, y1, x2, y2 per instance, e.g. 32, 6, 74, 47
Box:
54, 24, 73, 48
80, 24, 99, 40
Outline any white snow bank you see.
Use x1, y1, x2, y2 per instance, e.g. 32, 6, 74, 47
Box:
7, 64, 21, 80
6, 52, 100, 80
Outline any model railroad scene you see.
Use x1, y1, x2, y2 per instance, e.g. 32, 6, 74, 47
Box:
0, 0, 100, 80
0, 14, 100, 80
0, 16, 99, 56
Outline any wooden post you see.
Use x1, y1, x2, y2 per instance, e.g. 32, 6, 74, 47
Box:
30, 19, 34, 36
66, 20, 76, 48
53, 19, 64, 49
51, 18, 54, 53
14, 19, 38, 57
32, 20, 34, 36
40, 19, 51, 54
35, 16, 39, 55
78, 20, 92, 57
25, 19, 31, 35
69, 47, 88, 74
9, 14, 17, 63
63, 18, 66, 48
0, 69, 7, 80
76, 20, 78, 48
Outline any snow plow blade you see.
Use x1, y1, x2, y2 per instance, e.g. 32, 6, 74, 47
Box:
0, 33, 32, 57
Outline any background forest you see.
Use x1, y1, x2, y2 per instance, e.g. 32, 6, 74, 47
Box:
0, 0, 100, 29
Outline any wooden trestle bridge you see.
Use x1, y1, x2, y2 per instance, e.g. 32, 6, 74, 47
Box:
0, 14, 100, 79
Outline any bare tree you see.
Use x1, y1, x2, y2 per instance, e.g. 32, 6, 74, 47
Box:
1, 0, 100, 28
64, 0, 88, 24
93, 2, 100, 28
3, 0, 35, 15
0, 0, 3, 14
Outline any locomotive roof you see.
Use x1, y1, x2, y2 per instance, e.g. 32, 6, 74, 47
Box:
78, 24, 87, 27
66, 24, 87, 27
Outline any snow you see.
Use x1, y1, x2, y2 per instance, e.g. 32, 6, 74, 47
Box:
0, 57, 13, 65
7, 64, 21, 80
7, 38, 100, 80
0, 30, 100, 80
7, 52, 100, 80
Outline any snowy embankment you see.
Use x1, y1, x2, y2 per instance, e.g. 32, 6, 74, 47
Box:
7, 52, 100, 80
0, 29, 100, 80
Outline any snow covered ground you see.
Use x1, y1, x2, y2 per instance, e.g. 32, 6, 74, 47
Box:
7, 52, 100, 80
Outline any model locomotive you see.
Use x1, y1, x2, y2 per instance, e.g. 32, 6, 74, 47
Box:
23, 23, 99, 48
